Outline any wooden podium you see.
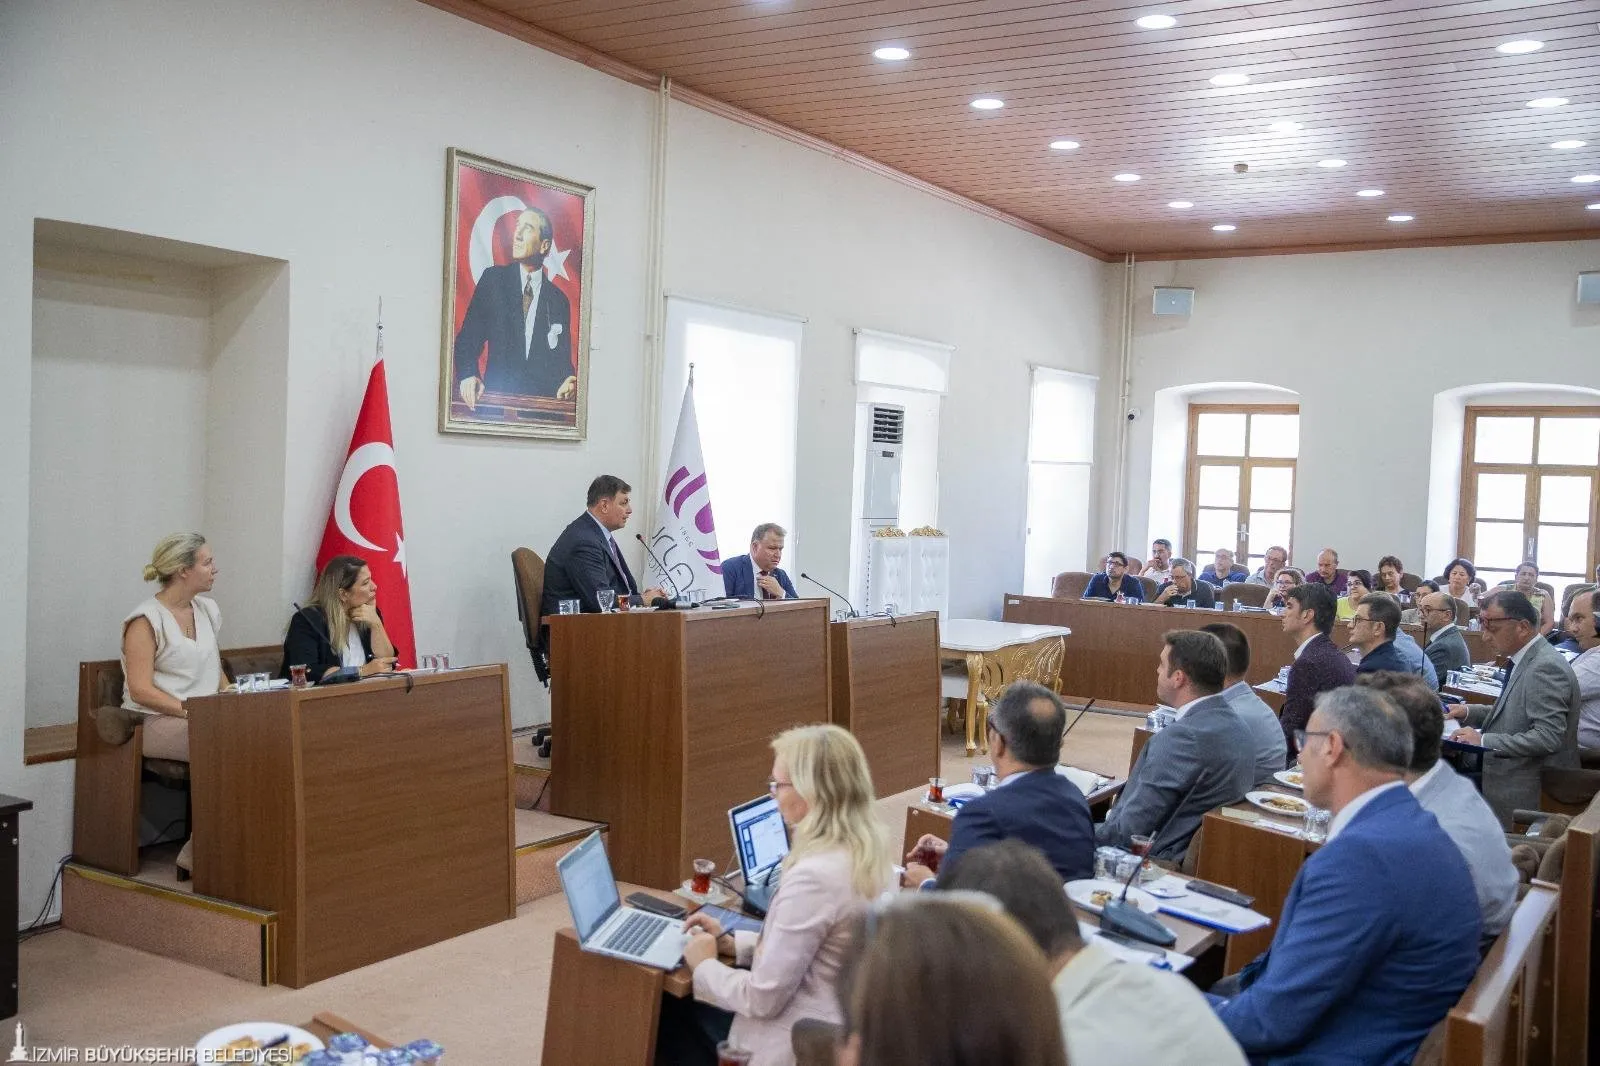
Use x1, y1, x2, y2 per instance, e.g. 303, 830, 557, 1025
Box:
188, 666, 516, 987
828, 613, 941, 797
548, 600, 829, 887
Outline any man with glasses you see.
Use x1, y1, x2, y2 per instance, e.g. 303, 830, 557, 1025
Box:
1448, 591, 1581, 825
1247, 545, 1289, 587
1351, 594, 1409, 675
1214, 687, 1481, 1064
1151, 558, 1216, 609
1140, 539, 1174, 583
1081, 551, 1144, 603
1565, 589, 1600, 750
902, 682, 1094, 886
1420, 591, 1470, 680
1279, 583, 1356, 760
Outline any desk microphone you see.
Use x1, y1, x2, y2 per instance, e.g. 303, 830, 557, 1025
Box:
634, 533, 694, 609
1099, 794, 1184, 948
799, 573, 859, 618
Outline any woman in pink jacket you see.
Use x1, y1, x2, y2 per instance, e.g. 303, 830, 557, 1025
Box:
674, 724, 894, 1066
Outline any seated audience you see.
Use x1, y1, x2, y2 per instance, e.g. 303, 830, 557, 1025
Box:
1420, 592, 1471, 679
1553, 583, 1596, 656
1401, 579, 1440, 625
280, 555, 398, 681
1263, 567, 1303, 610
940, 841, 1246, 1066
1199, 547, 1249, 588
1203, 623, 1291, 779
1448, 591, 1582, 825
1566, 588, 1600, 749
1305, 547, 1349, 595
1081, 551, 1145, 602
904, 682, 1093, 885
669, 724, 892, 1065
1096, 631, 1255, 862
1247, 545, 1288, 586
121, 532, 225, 878
1152, 558, 1216, 608
722, 522, 799, 600
1279, 583, 1356, 760
1375, 555, 1408, 599
1357, 673, 1518, 941
1499, 561, 1555, 635
1141, 538, 1174, 583
1335, 568, 1371, 620
832, 895, 1068, 1066
1441, 557, 1478, 608
1214, 687, 1481, 1065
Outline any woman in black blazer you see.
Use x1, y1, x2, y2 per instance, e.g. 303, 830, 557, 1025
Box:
279, 554, 397, 680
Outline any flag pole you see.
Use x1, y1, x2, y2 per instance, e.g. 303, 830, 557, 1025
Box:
375, 297, 384, 364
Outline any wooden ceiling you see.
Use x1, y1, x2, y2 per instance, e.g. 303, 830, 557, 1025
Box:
441, 0, 1600, 258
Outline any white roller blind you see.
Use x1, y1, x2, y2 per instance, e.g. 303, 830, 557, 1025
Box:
1029, 367, 1097, 463
854, 329, 951, 394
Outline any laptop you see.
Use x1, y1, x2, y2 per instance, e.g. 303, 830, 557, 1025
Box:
728, 795, 790, 916
556, 831, 686, 969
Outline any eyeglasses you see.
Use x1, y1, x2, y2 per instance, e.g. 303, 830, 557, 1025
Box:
1479, 615, 1514, 629
767, 778, 795, 796
1294, 728, 1331, 749
1351, 614, 1374, 624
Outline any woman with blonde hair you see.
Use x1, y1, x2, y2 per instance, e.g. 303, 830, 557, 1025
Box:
279, 554, 397, 681
664, 724, 894, 1066
121, 532, 226, 878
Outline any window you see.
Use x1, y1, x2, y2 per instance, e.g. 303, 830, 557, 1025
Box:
1023, 368, 1097, 595
1184, 404, 1299, 574
662, 297, 801, 567
1459, 407, 1600, 604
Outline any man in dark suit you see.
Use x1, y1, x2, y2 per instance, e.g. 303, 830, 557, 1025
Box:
1449, 590, 1581, 825
1420, 591, 1471, 679
1352, 593, 1410, 675
1151, 558, 1216, 608
453, 208, 577, 405
1097, 631, 1256, 862
1081, 551, 1145, 602
1280, 582, 1356, 760
720, 522, 799, 600
535, 475, 667, 681
1203, 622, 1291, 781
902, 682, 1094, 885
1215, 686, 1481, 1065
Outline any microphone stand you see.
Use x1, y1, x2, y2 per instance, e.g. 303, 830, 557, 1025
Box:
634, 533, 696, 609
798, 572, 860, 618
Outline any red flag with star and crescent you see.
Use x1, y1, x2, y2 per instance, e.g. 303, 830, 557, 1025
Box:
316, 356, 417, 669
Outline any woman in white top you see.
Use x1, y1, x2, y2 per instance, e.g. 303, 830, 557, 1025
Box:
669, 725, 894, 1066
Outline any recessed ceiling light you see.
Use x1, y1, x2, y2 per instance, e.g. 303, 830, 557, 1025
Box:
970, 96, 1005, 110
1552, 140, 1588, 150
1212, 224, 1237, 232
873, 46, 911, 61
1268, 120, 1304, 133
1113, 173, 1141, 182
1317, 158, 1348, 168
1387, 214, 1415, 222
1574, 174, 1600, 183
1210, 71, 1251, 87
1049, 139, 1081, 151
1168, 200, 1194, 209
1496, 39, 1544, 55
1135, 14, 1177, 29
1527, 97, 1570, 109
1355, 189, 1385, 197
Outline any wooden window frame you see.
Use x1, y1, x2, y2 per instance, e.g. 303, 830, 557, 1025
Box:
1458, 406, 1600, 587
1184, 403, 1300, 568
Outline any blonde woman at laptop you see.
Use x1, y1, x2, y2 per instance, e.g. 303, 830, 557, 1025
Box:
661, 724, 894, 1066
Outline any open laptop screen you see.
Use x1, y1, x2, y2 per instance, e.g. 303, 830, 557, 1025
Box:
729, 795, 789, 882
557, 831, 620, 941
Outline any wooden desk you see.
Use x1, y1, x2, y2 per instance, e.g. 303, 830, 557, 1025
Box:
303, 1012, 393, 1049
549, 601, 829, 887
1196, 793, 1318, 974
828, 613, 941, 798
188, 666, 516, 987
0, 795, 32, 1020
941, 619, 1071, 756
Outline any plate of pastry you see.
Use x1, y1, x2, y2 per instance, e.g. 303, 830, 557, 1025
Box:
1246, 791, 1310, 818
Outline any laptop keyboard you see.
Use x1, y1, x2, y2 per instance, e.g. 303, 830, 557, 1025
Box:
604, 910, 665, 956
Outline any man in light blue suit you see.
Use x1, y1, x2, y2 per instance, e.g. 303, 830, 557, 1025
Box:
1214, 686, 1480, 1065
720, 522, 799, 600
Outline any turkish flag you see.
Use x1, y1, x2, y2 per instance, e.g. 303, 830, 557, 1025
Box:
316, 357, 417, 669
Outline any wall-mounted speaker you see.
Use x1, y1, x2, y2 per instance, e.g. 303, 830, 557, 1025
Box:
1578, 271, 1600, 305
1152, 286, 1195, 316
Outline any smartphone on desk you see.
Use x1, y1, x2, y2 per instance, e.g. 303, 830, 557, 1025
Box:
625, 892, 687, 920
695, 903, 763, 937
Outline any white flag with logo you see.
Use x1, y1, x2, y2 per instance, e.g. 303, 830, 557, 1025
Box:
646, 382, 723, 601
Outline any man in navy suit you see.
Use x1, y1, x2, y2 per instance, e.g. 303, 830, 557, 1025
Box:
720, 523, 798, 600
1280, 583, 1356, 761
901, 682, 1094, 885
1214, 685, 1481, 1065
1352, 593, 1412, 675
453, 208, 577, 405
1081, 551, 1145, 602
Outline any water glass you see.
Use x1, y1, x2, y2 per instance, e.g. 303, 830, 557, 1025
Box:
1095, 846, 1124, 880
1185, 598, 1196, 609
1113, 851, 1143, 883
437, 652, 452, 671
557, 598, 581, 615
419, 654, 436, 671
883, 602, 898, 617
251, 672, 270, 692
1303, 807, 1331, 843
596, 588, 617, 613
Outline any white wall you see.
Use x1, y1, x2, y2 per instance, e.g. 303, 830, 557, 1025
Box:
0, 0, 1108, 921
1114, 241, 1600, 578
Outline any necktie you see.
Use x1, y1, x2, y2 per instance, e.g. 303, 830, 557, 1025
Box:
759, 570, 771, 599
607, 536, 634, 594
522, 276, 534, 318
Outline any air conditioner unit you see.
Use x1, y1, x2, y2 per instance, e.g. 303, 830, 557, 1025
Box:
862, 404, 904, 521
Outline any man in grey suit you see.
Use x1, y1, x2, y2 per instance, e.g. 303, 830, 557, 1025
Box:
1420, 592, 1471, 681
1097, 630, 1256, 862
1449, 591, 1581, 826
1203, 622, 1290, 780
1360, 672, 1517, 940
